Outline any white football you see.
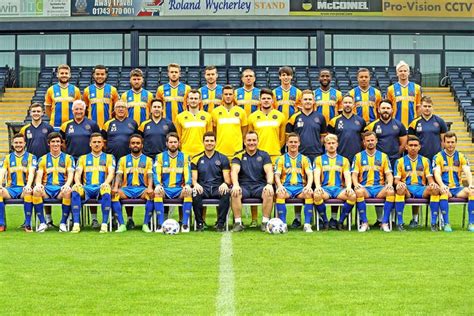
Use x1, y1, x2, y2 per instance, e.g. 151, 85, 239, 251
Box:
266, 218, 287, 234
162, 219, 180, 235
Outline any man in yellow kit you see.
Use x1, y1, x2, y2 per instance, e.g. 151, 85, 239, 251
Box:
176, 89, 212, 158
211, 84, 248, 160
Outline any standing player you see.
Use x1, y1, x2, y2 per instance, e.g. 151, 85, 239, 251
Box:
313, 134, 356, 230
139, 99, 176, 158
102, 100, 139, 161
248, 89, 286, 164
387, 60, 422, 128
72, 133, 124, 233
121, 68, 153, 125
199, 65, 223, 113
365, 100, 407, 227
286, 89, 326, 228
156, 63, 191, 124
211, 84, 248, 160
45, 64, 81, 129
21, 103, 55, 159
33, 132, 75, 232
235, 69, 261, 119
408, 96, 448, 160
274, 133, 314, 232
231, 131, 274, 232
327, 95, 366, 163
351, 131, 395, 232
60, 100, 101, 161
313, 69, 342, 124
393, 136, 439, 231
175, 89, 212, 158
348, 68, 382, 124
191, 132, 231, 232
112, 134, 154, 232
273, 66, 302, 121
152, 132, 193, 233
83, 65, 119, 129
0, 134, 38, 232
432, 132, 474, 232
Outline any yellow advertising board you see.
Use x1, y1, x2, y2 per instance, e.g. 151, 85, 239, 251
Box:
382, 0, 473, 18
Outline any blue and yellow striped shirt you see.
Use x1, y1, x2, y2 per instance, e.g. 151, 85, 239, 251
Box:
0, 152, 37, 187
153, 151, 191, 188
76, 152, 116, 186
314, 154, 350, 187
116, 154, 153, 187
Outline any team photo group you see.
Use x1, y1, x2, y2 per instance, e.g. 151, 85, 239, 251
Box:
1, 61, 473, 234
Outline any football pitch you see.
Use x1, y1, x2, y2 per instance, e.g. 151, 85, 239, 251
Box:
0, 205, 472, 315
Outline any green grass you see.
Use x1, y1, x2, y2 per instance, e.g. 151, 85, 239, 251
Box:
0, 205, 472, 315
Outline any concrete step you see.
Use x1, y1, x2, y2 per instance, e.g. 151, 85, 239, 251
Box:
5, 88, 35, 93
0, 97, 32, 102
2, 93, 35, 98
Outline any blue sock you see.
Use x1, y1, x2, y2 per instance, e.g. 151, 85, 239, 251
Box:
276, 198, 287, 223
303, 200, 313, 225
71, 192, 81, 224
33, 196, 46, 224
0, 199, 5, 226
112, 201, 124, 225
154, 197, 165, 225
101, 193, 111, 225
468, 197, 474, 224
314, 200, 327, 223
143, 200, 154, 226
395, 194, 405, 225
440, 195, 449, 224
182, 197, 192, 226
357, 198, 367, 223
339, 201, 354, 223
430, 195, 440, 226
24, 196, 33, 226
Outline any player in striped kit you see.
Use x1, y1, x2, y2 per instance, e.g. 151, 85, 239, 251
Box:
235, 69, 261, 119
348, 68, 382, 124
121, 68, 153, 125
200, 65, 223, 114
273, 66, 302, 121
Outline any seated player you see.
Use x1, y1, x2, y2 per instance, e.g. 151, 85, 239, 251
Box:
352, 131, 395, 232
432, 131, 474, 232
71, 133, 125, 234
152, 132, 193, 233
393, 135, 439, 231
112, 134, 154, 232
313, 134, 356, 231
33, 132, 75, 232
191, 132, 231, 232
274, 133, 314, 232
0, 134, 38, 232
231, 131, 274, 232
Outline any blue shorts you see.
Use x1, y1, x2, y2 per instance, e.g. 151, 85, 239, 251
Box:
45, 185, 62, 199
285, 185, 304, 198
6, 186, 23, 199
164, 187, 182, 199
121, 186, 147, 199
449, 187, 465, 197
84, 185, 101, 201
241, 184, 265, 199
323, 186, 343, 199
365, 185, 384, 198
407, 185, 427, 198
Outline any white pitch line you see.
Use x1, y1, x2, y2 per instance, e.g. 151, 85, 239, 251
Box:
216, 232, 235, 316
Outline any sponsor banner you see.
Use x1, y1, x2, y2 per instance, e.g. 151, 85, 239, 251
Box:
0, 0, 70, 17
290, 0, 383, 15
71, 0, 162, 16
382, 0, 473, 18
161, 0, 289, 16
290, 0, 473, 18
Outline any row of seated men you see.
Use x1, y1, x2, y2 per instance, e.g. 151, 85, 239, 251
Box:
7, 60, 472, 232
0, 127, 472, 234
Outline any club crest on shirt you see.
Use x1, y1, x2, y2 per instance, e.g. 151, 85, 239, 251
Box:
139, 161, 146, 168
314, 117, 320, 124
215, 160, 221, 166
22, 159, 28, 167
272, 115, 278, 120
433, 122, 439, 128
256, 156, 262, 162
234, 112, 239, 117
200, 116, 206, 121
127, 123, 134, 129
100, 159, 106, 166
374, 159, 381, 166
59, 160, 66, 167
354, 120, 361, 126
163, 125, 169, 131
392, 124, 399, 130
416, 164, 424, 171
42, 128, 48, 134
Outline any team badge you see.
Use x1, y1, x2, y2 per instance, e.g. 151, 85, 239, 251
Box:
433, 122, 439, 128
128, 123, 134, 129
85, 124, 91, 130
354, 120, 360, 126
22, 159, 28, 167
184, 116, 188, 119
218, 112, 222, 116
200, 116, 206, 121
392, 124, 399, 130
314, 117, 320, 124
374, 159, 381, 166
256, 156, 262, 162
234, 112, 239, 117
215, 160, 221, 166
257, 116, 261, 119
100, 159, 106, 166
42, 128, 48, 134
139, 161, 146, 168
416, 165, 424, 171
163, 125, 169, 131
59, 160, 65, 167
272, 115, 278, 119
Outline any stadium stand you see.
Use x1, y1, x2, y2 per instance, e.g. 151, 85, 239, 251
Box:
446, 67, 474, 140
